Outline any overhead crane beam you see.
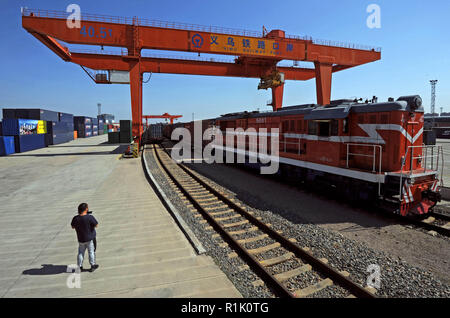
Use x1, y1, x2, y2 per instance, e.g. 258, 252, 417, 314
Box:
22, 8, 381, 146
143, 113, 182, 125
69, 52, 317, 80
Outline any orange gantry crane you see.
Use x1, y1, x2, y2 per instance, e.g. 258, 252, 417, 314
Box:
143, 113, 182, 126
22, 8, 381, 146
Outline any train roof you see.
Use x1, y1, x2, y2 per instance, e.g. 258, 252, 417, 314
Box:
218, 96, 424, 121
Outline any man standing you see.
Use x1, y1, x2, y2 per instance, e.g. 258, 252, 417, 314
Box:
71, 203, 99, 272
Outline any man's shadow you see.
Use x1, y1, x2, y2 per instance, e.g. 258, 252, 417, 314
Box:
22, 264, 71, 275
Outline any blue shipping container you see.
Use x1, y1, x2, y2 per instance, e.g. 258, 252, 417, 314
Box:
14, 134, 46, 153
46, 132, 74, 145
14, 109, 59, 122
2, 119, 42, 136
2, 109, 16, 119
58, 112, 74, 123
47, 121, 74, 134
0, 136, 15, 156
74, 116, 92, 125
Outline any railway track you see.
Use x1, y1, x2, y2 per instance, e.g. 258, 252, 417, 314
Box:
412, 211, 450, 237
151, 144, 376, 298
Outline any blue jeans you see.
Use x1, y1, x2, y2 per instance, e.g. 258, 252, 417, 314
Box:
78, 240, 95, 267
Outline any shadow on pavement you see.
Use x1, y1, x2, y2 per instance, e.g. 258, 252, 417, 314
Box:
12, 145, 129, 157
22, 264, 68, 275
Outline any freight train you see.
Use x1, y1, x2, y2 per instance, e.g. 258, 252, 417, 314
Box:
425, 116, 450, 138
163, 95, 443, 216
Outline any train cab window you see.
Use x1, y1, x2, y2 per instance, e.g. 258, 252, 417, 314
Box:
318, 121, 330, 137
343, 119, 349, 133
308, 121, 317, 135
331, 120, 339, 135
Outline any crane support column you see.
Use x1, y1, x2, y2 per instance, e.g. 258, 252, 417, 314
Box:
129, 61, 143, 145
271, 84, 284, 111
314, 62, 333, 105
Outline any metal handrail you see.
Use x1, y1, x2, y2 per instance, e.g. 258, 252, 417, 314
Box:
398, 145, 443, 201
280, 139, 302, 155
346, 143, 382, 195
346, 143, 382, 173
22, 8, 381, 52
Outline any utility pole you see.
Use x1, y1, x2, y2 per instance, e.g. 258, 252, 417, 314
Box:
430, 80, 438, 127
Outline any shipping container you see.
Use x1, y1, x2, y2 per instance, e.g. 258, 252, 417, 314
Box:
108, 132, 120, 143
2, 119, 46, 135
120, 120, 132, 132
58, 112, 74, 123
14, 134, 46, 153
74, 116, 92, 125
119, 131, 132, 143
98, 114, 115, 124
150, 123, 164, 139
0, 136, 15, 156
14, 108, 59, 122
77, 127, 92, 138
45, 132, 74, 146
2, 108, 17, 119
47, 121, 74, 135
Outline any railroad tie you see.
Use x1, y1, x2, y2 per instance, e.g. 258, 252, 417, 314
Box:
237, 234, 268, 244
209, 209, 235, 216
247, 242, 280, 255
422, 217, 435, 224
215, 214, 242, 222
228, 227, 258, 235
196, 197, 218, 203
274, 264, 312, 282
259, 253, 295, 266
222, 220, 249, 228
294, 278, 333, 298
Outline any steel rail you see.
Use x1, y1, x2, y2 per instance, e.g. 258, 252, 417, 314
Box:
430, 211, 450, 222
407, 213, 450, 237
155, 144, 376, 298
152, 145, 294, 297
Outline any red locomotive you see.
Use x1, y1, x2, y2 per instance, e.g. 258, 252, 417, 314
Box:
166, 95, 443, 216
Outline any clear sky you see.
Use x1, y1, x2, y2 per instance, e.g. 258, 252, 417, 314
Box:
1, 0, 449, 123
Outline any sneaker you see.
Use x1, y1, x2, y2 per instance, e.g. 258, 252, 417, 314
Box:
89, 264, 99, 272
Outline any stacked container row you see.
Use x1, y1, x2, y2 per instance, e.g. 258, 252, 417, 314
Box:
73, 116, 92, 138
119, 120, 132, 143
1, 109, 52, 154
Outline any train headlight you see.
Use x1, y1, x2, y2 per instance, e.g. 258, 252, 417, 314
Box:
397, 95, 422, 110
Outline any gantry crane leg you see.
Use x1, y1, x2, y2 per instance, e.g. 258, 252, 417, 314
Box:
271, 84, 284, 111
314, 62, 333, 106
129, 61, 143, 147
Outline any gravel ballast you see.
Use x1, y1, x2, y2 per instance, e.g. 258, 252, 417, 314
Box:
144, 144, 450, 298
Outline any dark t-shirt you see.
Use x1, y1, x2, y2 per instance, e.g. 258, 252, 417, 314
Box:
71, 214, 98, 243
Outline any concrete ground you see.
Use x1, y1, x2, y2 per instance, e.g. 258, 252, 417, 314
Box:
0, 135, 240, 298
437, 139, 450, 186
